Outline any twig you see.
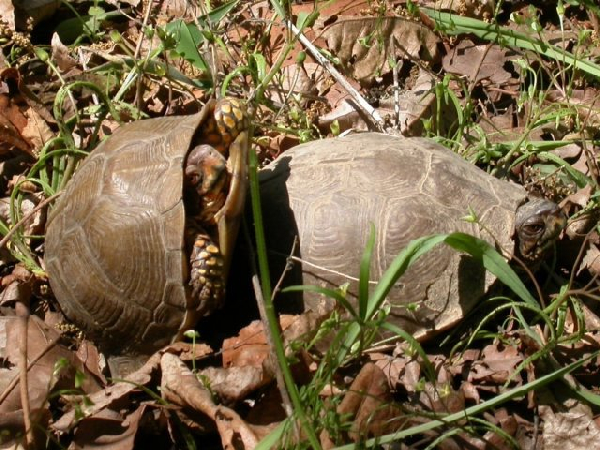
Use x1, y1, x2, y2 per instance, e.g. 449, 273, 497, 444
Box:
15, 296, 32, 449
133, 0, 154, 110
288, 255, 379, 285
0, 193, 61, 251
284, 19, 385, 131
272, 237, 298, 300
391, 39, 402, 128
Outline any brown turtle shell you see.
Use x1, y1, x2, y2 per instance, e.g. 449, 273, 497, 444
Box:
259, 133, 527, 339
45, 103, 216, 358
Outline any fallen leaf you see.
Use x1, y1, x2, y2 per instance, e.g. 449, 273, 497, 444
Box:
51, 352, 160, 432
328, 363, 402, 444
198, 365, 270, 404
51, 33, 79, 73
0, 0, 16, 30
443, 39, 512, 86
322, 16, 440, 86
541, 401, 600, 449
161, 352, 270, 449
72, 404, 146, 450
0, 314, 102, 440
435, 0, 495, 18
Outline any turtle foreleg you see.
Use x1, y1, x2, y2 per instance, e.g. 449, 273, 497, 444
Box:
188, 231, 225, 314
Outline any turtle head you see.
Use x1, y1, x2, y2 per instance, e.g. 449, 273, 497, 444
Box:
515, 197, 566, 261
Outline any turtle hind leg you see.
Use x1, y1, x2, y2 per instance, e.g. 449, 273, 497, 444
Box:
188, 232, 226, 314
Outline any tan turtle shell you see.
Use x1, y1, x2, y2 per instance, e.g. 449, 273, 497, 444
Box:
45, 102, 219, 358
259, 133, 528, 339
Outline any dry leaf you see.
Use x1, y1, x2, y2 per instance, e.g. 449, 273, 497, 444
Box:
0, 0, 16, 30
51, 33, 79, 73
331, 363, 402, 443
51, 353, 160, 432
198, 366, 270, 404
161, 352, 269, 450
322, 16, 440, 86
435, 0, 495, 19
443, 39, 512, 86
0, 314, 101, 441
71, 404, 145, 450
541, 402, 600, 449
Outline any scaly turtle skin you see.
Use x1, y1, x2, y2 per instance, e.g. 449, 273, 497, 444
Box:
45, 98, 248, 373
258, 133, 566, 339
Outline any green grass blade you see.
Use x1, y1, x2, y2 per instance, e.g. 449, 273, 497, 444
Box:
368, 234, 448, 319
165, 20, 208, 71
283, 285, 358, 319
332, 350, 600, 449
537, 151, 590, 188
359, 224, 376, 320
443, 232, 539, 308
423, 8, 600, 78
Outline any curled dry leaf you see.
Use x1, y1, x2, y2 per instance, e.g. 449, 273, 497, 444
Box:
198, 366, 270, 404
51, 33, 79, 74
51, 352, 160, 432
0, 315, 101, 440
0, 193, 46, 237
70, 404, 146, 450
318, 99, 370, 134
470, 343, 525, 387
319, 69, 439, 134
270, 64, 318, 106
419, 382, 465, 414
442, 38, 512, 86
579, 241, 600, 278
222, 314, 319, 369
320, 362, 402, 448
322, 16, 440, 86
0, 94, 33, 157
379, 68, 439, 135
562, 185, 593, 238
161, 352, 273, 450
541, 402, 600, 450
0, 0, 16, 29
435, 0, 495, 18
370, 352, 405, 389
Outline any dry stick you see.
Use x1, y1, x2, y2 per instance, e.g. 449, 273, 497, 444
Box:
0, 334, 61, 405
391, 39, 402, 128
284, 19, 385, 132
242, 221, 294, 419
133, 0, 154, 111
467, 43, 493, 95
15, 298, 32, 449
288, 255, 378, 285
0, 193, 60, 446
271, 237, 299, 301
0, 193, 61, 251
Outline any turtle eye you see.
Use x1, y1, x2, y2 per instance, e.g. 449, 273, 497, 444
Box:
523, 222, 544, 235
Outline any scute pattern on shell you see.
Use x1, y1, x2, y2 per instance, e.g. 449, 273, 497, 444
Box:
259, 133, 527, 338
45, 109, 212, 356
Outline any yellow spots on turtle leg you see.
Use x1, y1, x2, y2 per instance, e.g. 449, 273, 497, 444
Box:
189, 234, 225, 311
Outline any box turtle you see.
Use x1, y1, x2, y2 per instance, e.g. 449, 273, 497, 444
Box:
258, 133, 566, 339
45, 98, 248, 374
